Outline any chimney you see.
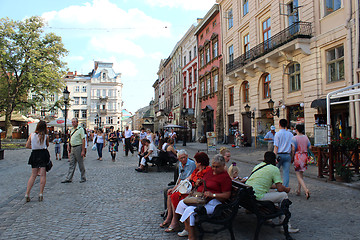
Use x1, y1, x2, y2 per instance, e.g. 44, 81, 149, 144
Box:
75, 71, 77, 76
197, 18, 203, 24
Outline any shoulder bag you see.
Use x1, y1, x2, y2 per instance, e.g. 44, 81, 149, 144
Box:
174, 179, 192, 194
183, 180, 207, 206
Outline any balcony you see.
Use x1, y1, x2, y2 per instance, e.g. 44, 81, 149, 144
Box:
226, 22, 312, 76
99, 109, 107, 115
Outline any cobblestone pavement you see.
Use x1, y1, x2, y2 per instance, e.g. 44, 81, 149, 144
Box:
0, 142, 359, 240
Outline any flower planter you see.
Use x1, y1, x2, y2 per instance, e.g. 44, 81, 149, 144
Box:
335, 175, 345, 182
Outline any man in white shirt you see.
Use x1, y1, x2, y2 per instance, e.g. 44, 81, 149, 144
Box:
135, 139, 156, 172
264, 125, 276, 151
123, 126, 134, 156
274, 119, 294, 187
169, 128, 177, 147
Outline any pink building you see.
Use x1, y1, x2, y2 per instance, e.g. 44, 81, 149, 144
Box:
195, 4, 223, 137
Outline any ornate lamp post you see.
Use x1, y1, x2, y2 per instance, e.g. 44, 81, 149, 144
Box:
182, 108, 187, 146
267, 99, 280, 117
62, 87, 70, 159
244, 104, 256, 147
95, 114, 99, 128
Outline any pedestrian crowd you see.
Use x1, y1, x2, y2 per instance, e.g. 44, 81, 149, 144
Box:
23, 119, 311, 240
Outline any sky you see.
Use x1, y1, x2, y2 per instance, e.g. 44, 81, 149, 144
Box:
0, 0, 216, 113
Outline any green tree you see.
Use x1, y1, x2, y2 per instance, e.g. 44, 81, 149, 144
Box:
0, 16, 68, 138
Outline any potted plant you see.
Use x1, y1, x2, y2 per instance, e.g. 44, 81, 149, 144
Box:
334, 162, 353, 182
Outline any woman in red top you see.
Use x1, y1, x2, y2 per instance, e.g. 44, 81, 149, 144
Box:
161, 152, 211, 233
175, 154, 232, 240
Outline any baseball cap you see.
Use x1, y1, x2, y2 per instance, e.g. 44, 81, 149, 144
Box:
270, 125, 276, 130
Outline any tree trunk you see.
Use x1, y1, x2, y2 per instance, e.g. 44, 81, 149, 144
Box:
5, 104, 14, 139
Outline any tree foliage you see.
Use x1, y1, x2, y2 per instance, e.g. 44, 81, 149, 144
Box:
0, 16, 68, 137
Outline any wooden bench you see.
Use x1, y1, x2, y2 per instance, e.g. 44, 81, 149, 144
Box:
194, 181, 293, 240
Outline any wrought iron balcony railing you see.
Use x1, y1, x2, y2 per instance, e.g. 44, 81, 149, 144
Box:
226, 22, 312, 74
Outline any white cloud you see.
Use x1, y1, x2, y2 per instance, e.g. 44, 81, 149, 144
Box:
90, 35, 145, 58
66, 55, 84, 62
149, 52, 164, 60
42, 0, 171, 39
115, 60, 138, 77
145, 0, 216, 11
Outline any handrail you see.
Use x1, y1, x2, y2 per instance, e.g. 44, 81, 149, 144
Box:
226, 22, 312, 74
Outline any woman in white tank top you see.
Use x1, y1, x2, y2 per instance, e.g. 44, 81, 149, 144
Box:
25, 120, 50, 202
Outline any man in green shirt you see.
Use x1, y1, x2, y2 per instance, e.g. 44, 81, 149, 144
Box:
246, 152, 299, 233
62, 118, 86, 183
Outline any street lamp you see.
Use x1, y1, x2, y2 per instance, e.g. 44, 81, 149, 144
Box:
182, 108, 187, 146
244, 104, 255, 119
267, 99, 280, 117
95, 114, 99, 128
62, 86, 70, 159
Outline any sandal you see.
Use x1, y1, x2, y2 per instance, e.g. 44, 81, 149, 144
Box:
159, 221, 169, 228
295, 190, 301, 196
305, 191, 311, 200
164, 226, 181, 233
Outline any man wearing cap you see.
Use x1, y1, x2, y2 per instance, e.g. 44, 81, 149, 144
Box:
264, 125, 276, 151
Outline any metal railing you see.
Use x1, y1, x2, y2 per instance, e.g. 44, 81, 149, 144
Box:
226, 22, 312, 74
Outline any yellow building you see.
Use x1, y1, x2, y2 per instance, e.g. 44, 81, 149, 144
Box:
217, 0, 359, 144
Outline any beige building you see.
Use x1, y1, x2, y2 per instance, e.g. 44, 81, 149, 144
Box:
217, 0, 360, 144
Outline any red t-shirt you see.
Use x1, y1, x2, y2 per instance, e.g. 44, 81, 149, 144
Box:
197, 170, 232, 194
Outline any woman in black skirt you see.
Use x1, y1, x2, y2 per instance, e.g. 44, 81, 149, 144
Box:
25, 120, 50, 202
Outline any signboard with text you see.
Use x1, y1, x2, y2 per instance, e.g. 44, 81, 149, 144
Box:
206, 132, 217, 152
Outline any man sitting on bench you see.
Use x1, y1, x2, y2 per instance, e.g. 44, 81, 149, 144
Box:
135, 139, 156, 172
245, 151, 299, 233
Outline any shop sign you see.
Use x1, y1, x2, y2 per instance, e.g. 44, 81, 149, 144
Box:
206, 132, 217, 152
168, 112, 173, 121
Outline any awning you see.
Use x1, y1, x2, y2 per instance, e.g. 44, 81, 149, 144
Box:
202, 105, 214, 111
310, 98, 326, 109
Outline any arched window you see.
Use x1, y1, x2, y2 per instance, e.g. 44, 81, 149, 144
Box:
263, 74, 271, 99
288, 62, 301, 92
242, 81, 249, 103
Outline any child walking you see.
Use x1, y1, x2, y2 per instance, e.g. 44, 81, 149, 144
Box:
53, 134, 62, 160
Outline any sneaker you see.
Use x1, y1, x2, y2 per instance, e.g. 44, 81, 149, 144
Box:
280, 224, 299, 233
177, 230, 188, 237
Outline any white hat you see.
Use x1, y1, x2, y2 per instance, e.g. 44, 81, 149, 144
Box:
270, 125, 276, 130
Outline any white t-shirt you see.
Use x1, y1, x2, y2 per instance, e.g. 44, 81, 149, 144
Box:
169, 132, 176, 139
148, 142, 157, 159
31, 133, 48, 150
124, 129, 132, 138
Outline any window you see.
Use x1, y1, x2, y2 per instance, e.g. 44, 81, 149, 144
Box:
207, 76, 211, 94
228, 9, 233, 29
200, 51, 205, 67
201, 81, 205, 97
108, 89, 112, 97
184, 97, 187, 108
229, 87, 234, 106
81, 110, 87, 119
194, 46, 197, 56
229, 45, 234, 62
184, 75, 187, 88
243, 81, 249, 103
189, 71, 192, 84
243, 0, 249, 16
106, 116, 113, 124
325, 0, 341, 16
244, 34, 250, 57
75, 86, 79, 92
213, 41, 218, 58
289, 63, 301, 92
96, 89, 100, 97
82, 86, 86, 92
74, 97, 79, 105
213, 20, 217, 27
206, 27, 209, 34
263, 74, 271, 99
32, 108, 36, 115
81, 97, 87, 105
327, 45, 344, 82
262, 18, 271, 49
206, 47, 211, 63
214, 74, 218, 92
74, 110, 79, 118
189, 51, 192, 60
50, 94, 55, 102
184, 56, 186, 66
102, 89, 106, 97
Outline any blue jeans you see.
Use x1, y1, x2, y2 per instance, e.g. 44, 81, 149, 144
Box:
96, 143, 103, 158
277, 153, 291, 187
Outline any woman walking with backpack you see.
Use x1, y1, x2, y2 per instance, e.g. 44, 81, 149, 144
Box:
108, 126, 118, 162
25, 120, 50, 202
